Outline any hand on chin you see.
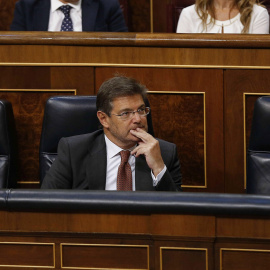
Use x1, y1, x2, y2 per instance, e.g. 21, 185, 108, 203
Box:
129, 130, 142, 142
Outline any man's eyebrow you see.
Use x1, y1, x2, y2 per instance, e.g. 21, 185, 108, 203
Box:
118, 104, 145, 113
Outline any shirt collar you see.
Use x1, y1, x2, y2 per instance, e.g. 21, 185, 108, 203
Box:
51, 0, 82, 12
104, 135, 136, 159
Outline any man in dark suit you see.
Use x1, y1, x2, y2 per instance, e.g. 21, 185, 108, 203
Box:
10, 0, 128, 32
41, 76, 182, 191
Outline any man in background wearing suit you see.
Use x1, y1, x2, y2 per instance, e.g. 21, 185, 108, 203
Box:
10, 0, 128, 32
41, 76, 182, 191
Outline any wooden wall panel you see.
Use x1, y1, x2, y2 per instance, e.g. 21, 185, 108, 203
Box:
0, 242, 54, 268
151, 214, 215, 237
1, 209, 270, 270
95, 67, 224, 192
0, 0, 17, 31
50, 67, 95, 95
220, 248, 270, 270
156, 240, 214, 270
224, 70, 270, 193
0, 91, 75, 186
128, 0, 151, 32
160, 247, 208, 270
217, 217, 270, 239
245, 95, 259, 153
153, 0, 168, 33
2, 43, 270, 67
61, 244, 149, 269
0, 212, 150, 234
0, 66, 94, 187
148, 93, 204, 187
0, 66, 94, 93
0, 67, 51, 89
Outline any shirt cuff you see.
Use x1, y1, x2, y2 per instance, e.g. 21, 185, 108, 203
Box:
151, 165, 167, 186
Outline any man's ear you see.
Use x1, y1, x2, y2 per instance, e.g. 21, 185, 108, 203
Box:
97, 111, 109, 128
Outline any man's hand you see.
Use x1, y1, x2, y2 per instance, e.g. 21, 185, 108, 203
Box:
130, 128, 165, 177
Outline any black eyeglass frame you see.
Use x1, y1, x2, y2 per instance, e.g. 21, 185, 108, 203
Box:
110, 107, 151, 120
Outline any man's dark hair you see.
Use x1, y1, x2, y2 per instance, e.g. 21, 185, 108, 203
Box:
96, 76, 148, 115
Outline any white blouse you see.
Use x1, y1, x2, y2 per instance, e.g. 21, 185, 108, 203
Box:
176, 4, 269, 34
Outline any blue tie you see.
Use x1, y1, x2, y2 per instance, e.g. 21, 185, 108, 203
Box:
59, 5, 73, 31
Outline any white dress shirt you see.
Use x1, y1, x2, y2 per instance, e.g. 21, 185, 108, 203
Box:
104, 135, 166, 191
48, 0, 82, 31
177, 4, 269, 34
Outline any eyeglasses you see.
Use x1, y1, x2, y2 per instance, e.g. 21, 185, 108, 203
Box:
111, 107, 150, 120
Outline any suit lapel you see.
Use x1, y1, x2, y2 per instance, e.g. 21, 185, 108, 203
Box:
135, 155, 156, 191
86, 132, 107, 190
33, 0, 51, 31
82, 0, 99, 31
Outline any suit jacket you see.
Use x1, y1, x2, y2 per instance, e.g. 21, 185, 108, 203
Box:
41, 130, 182, 191
10, 0, 128, 32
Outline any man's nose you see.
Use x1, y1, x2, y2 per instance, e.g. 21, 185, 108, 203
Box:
132, 111, 142, 122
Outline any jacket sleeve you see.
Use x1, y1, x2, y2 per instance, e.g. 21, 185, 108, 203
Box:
107, 0, 128, 32
10, 0, 27, 31
155, 142, 182, 191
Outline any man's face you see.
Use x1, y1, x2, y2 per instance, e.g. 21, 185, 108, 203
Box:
98, 94, 148, 149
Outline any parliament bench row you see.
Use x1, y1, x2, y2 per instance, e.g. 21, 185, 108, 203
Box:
1, 188, 270, 216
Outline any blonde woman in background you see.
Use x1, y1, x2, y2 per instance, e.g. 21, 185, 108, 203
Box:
176, 0, 269, 33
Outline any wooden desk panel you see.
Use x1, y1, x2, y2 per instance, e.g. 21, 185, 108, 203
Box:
160, 247, 209, 270
0, 242, 55, 268
0, 210, 270, 270
61, 244, 149, 269
2, 44, 270, 67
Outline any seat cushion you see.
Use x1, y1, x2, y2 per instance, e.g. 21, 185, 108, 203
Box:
247, 152, 270, 194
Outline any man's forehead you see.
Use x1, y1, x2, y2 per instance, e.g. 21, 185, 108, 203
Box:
112, 94, 145, 105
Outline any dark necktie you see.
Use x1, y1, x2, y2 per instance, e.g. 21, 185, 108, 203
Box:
117, 150, 132, 191
59, 5, 73, 32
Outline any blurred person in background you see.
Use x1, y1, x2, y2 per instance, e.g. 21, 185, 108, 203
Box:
176, 0, 269, 33
10, 0, 127, 32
